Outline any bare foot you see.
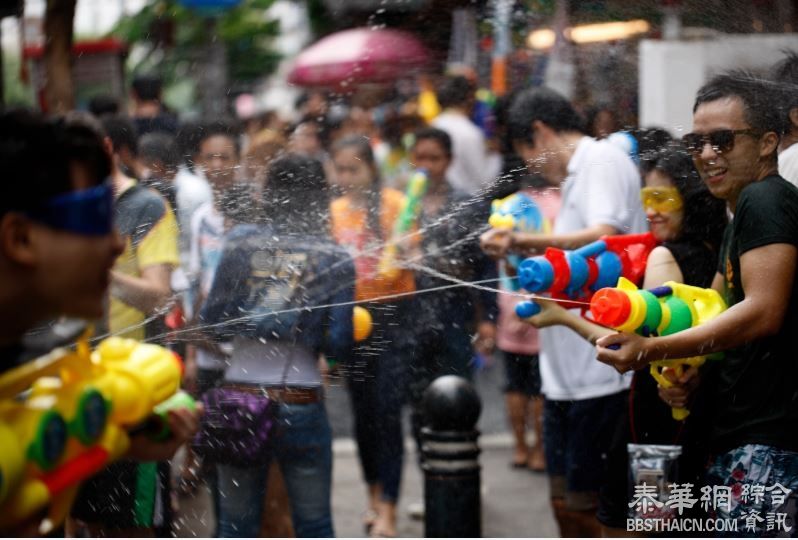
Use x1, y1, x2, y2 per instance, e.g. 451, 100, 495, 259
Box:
527, 445, 545, 472
511, 447, 529, 468
371, 501, 398, 537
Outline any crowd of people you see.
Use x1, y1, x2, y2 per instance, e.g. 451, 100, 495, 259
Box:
1, 48, 798, 539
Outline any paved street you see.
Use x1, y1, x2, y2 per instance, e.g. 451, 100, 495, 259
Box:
174, 359, 558, 537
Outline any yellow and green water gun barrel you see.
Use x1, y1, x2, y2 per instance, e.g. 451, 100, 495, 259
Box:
378, 169, 428, 280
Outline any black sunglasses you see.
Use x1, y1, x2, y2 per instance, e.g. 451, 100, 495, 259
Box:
681, 129, 761, 156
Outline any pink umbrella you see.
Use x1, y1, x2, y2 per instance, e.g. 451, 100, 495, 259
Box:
288, 28, 431, 88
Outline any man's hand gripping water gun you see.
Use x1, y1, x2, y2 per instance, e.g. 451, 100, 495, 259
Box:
518, 277, 726, 420
377, 169, 428, 281
0, 330, 199, 534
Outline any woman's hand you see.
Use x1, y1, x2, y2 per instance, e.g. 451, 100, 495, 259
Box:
595, 333, 653, 373
127, 404, 204, 462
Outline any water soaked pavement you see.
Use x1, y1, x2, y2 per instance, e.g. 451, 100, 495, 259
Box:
173, 358, 558, 537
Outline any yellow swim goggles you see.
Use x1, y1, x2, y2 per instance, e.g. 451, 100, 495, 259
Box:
640, 186, 683, 213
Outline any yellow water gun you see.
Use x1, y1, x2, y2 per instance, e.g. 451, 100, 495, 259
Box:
0, 331, 194, 534
589, 278, 727, 420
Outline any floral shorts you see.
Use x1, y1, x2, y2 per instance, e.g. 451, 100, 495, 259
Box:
705, 444, 798, 537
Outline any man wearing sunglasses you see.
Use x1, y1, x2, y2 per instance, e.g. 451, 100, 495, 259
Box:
597, 72, 798, 534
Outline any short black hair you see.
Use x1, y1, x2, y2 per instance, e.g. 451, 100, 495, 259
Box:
436, 75, 474, 109
634, 127, 673, 168
139, 132, 181, 170
131, 73, 163, 102
262, 154, 330, 234
197, 118, 241, 156
0, 110, 110, 218
413, 127, 452, 157
508, 87, 586, 145
100, 114, 139, 156
693, 71, 783, 138
0, 109, 71, 215
643, 144, 727, 249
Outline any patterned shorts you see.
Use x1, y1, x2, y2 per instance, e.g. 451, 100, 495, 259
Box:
705, 444, 798, 537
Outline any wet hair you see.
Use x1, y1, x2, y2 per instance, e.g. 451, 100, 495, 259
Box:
769, 50, 798, 135
635, 127, 673, 169
197, 118, 241, 156
100, 114, 139, 156
139, 132, 181, 171
436, 75, 474, 109
131, 73, 163, 102
413, 127, 452, 157
642, 144, 727, 249
508, 87, 586, 145
262, 154, 330, 235
693, 71, 783, 146
0, 109, 71, 216
331, 136, 383, 240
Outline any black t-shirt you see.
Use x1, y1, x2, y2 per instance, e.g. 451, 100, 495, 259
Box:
709, 174, 798, 452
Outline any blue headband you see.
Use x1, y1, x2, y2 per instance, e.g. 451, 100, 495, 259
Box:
25, 183, 114, 236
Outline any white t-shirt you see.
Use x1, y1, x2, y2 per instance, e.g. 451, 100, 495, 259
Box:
539, 136, 648, 401
175, 166, 212, 262
432, 110, 500, 195
188, 201, 227, 371
779, 143, 798, 188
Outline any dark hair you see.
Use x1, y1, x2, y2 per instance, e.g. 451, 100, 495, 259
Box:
197, 118, 241, 156
436, 75, 474, 109
508, 87, 586, 145
0, 109, 71, 215
139, 132, 181, 171
693, 71, 783, 143
769, 50, 798, 134
100, 114, 139, 156
262, 154, 330, 235
88, 94, 120, 117
131, 73, 163, 102
331, 136, 383, 240
634, 127, 673, 169
0, 109, 110, 218
643, 144, 727, 249
413, 127, 452, 157
62, 112, 113, 187
584, 105, 617, 138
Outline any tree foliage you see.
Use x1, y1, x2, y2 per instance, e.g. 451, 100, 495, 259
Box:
112, 0, 281, 89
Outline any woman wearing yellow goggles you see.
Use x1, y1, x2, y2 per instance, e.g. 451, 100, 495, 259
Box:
641, 182, 684, 241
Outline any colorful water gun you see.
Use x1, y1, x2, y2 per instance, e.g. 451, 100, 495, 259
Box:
488, 192, 547, 291
590, 277, 727, 420
0, 332, 195, 534
472, 88, 496, 139
516, 232, 658, 306
377, 169, 428, 281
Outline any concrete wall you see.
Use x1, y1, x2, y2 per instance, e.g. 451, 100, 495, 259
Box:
639, 34, 798, 138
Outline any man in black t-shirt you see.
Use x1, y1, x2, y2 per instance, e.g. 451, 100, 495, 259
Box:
596, 73, 798, 535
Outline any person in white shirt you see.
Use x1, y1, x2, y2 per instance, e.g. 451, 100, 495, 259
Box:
770, 51, 798, 187
432, 75, 499, 195
481, 87, 647, 537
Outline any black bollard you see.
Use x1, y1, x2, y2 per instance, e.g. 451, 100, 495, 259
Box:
421, 375, 482, 538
